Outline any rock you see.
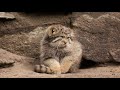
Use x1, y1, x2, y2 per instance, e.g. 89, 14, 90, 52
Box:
0, 12, 15, 19
0, 12, 120, 63
72, 14, 120, 63
0, 59, 15, 67
0, 12, 35, 37
0, 48, 34, 68
72, 12, 107, 18
110, 48, 120, 62
0, 49, 15, 67
0, 27, 46, 58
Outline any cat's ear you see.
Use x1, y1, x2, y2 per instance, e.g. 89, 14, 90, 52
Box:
46, 26, 57, 36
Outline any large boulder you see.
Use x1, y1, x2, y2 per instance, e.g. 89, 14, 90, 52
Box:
1, 12, 120, 63
0, 49, 16, 65
0, 27, 45, 58
71, 14, 120, 63
0, 12, 70, 37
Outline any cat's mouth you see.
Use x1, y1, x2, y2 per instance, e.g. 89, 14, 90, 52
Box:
52, 37, 62, 43
58, 41, 67, 48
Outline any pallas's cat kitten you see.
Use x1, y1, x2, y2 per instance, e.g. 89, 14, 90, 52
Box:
34, 24, 82, 74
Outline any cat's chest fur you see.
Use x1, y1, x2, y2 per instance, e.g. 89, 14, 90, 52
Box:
41, 44, 71, 61
55, 49, 70, 61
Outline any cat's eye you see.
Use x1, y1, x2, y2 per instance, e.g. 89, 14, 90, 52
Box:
52, 28, 57, 34
52, 29, 55, 33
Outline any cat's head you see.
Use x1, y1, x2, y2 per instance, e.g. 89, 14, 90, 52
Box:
45, 24, 75, 48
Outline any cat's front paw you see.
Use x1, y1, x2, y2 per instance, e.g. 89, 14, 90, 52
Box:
34, 64, 61, 74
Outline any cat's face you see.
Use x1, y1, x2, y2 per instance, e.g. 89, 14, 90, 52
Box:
46, 25, 74, 48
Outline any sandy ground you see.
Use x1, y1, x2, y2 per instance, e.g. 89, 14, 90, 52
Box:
0, 49, 120, 78
1, 61, 120, 78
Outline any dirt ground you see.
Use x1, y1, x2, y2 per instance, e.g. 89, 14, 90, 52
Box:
1, 60, 120, 78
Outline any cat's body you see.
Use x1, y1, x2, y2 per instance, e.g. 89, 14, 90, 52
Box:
34, 24, 82, 74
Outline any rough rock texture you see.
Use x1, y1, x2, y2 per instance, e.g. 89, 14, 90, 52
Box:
0, 48, 34, 67
0, 13, 35, 37
72, 12, 120, 19
71, 13, 120, 62
0, 12, 70, 37
19, 12, 71, 26
0, 27, 45, 58
0, 12, 120, 62
0, 49, 15, 67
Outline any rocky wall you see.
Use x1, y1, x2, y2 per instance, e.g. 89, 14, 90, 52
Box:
0, 12, 119, 63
